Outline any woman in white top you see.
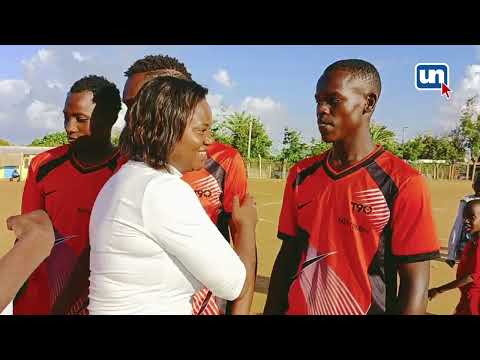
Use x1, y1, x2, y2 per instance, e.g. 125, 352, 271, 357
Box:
88, 76, 257, 314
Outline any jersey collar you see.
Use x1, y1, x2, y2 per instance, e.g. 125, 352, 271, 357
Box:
323, 144, 385, 180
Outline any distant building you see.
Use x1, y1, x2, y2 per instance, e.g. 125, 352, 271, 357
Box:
0, 146, 53, 181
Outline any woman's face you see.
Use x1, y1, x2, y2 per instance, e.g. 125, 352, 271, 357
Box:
168, 99, 214, 173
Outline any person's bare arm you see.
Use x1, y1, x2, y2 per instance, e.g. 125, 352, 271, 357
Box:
397, 261, 431, 315
428, 275, 474, 301
229, 195, 257, 303
0, 210, 54, 312
228, 219, 257, 315
264, 239, 303, 315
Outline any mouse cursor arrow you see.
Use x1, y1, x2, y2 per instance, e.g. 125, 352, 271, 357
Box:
441, 83, 451, 99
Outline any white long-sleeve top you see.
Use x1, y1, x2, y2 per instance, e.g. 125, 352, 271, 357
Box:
88, 161, 246, 315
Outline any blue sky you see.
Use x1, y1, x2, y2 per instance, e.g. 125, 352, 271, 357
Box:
1, 45, 479, 148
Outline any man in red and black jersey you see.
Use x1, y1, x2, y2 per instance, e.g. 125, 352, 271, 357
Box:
122, 55, 255, 315
264, 59, 440, 315
14, 75, 127, 315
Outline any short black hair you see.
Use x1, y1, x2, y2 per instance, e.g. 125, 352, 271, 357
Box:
124, 54, 192, 80
69, 75, 122, 128
324, 59, 382, 97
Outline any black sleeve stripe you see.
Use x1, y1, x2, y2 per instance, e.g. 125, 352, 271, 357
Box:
394, 250, 440, 264
294, 159, 325, 188
36, 152, 71, 183
278, 232, 295, 242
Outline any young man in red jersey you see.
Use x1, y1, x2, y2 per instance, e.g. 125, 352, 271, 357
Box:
14, 75, 127, 315
265, 59, 440, 315
122, 55, 256, 315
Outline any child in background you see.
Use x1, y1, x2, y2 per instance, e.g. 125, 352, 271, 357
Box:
429, 199, 480, 315
446, 174, 480, 267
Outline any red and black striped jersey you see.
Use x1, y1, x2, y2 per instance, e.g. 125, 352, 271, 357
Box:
278, 145, 440, 315
14, 144, 127, 315
182, 142, 248, 315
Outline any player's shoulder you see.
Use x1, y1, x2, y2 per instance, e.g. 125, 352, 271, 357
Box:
290, 152, 328, 175
375, 149, 423, 185
29, 145, 70, 171
208, 142, 240, 160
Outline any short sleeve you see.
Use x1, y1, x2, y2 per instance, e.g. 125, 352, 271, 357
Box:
391, 174, 440, 263
277, 166, 298, 242
21, 159, 44, 214
222, 152, 248, 214
142, 177, 246, 301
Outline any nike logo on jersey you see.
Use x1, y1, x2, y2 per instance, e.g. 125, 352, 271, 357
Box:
292, 251, 337, 279
44, 190, 57, 197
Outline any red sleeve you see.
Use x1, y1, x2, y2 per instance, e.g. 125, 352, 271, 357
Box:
391, 174, 440, 262
277, 166, 298, 241
21, 159, 44, 214
222, 152, 248, 214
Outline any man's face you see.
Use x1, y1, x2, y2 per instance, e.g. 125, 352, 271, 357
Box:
315, 70, 370, 143
464, 203, 480, 234
123, 73, 150, 111
63, 91, 95, 144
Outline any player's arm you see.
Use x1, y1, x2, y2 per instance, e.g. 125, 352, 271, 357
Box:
264, 168, 300, 315
0, 210, 54, 312
21, 159, 45, 213
397, 261, 430, 314
392, 175, 440, 315
223, 152, 256, 315
428, 275, 474, 301
264, 237, 303, 315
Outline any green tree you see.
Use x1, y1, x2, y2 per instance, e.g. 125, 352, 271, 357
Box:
0, 138, 10, 146
402, 136, 426, 161
111, 128, 122, 146
278, 127, 310, 163
309, 137, 331, 156
370, 121, 400, 155
30, 132, 68, 147
213, 112, 273, 159
451, 96, 480, 163
402, 134, 464, 162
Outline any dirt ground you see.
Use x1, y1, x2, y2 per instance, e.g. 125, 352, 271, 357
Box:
0, 178, 472, 315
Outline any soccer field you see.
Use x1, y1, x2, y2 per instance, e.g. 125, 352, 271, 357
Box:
0, 178, 472, 315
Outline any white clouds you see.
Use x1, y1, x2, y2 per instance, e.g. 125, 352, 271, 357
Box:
213, 69, 233, 87
240, 96, 289, 145
46, 80, 64, 90
25, 100, 63, 130
241, 96, 283, 113
21, 48, 54, 72
113, 103, 127, 130
0, 79, 31, 107
440, 64, 480, 131
72, 51, 92, 63
207, 93, 224, 108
